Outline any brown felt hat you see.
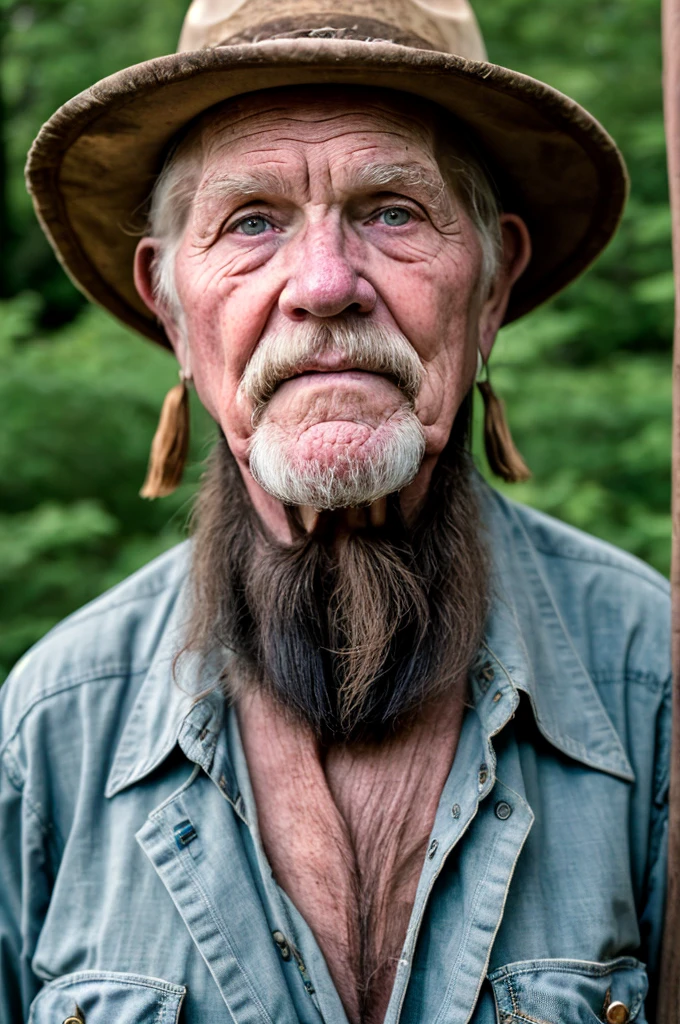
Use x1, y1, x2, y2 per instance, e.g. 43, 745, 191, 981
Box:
26, 0, 628, 349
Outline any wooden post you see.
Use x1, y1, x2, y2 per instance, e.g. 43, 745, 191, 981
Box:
660, 0, 680, 1020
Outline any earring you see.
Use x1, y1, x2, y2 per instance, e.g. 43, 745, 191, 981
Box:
140, 369, 191, 499
475, 351, 531, 484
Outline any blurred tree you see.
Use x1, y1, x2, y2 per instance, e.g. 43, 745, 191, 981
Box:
476, 0, 671, 364
0, 0, 186, 322
0, 294, 214, 677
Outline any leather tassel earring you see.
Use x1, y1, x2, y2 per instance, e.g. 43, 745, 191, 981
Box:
476, 356, 531, 484
140, 370, 190, 499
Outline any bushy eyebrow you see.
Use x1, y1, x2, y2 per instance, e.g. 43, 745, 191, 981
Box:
197, 161, 452, 209
196, 169, 292, 208
352, 162, 446, 200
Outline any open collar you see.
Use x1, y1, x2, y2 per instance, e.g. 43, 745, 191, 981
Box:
106, 485, 634, 799
476, 485, 634, 782
105, 578, 227, 798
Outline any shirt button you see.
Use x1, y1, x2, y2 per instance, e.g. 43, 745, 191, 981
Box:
173, 819, 198, 849
606, 1002, 630, 1024
272, 930, 292, 961
495, 800, 513, 820
428, 839, 439, 859
451, 803, 461, 819
63, 1011, 85, 1024
478, 763, 489, 787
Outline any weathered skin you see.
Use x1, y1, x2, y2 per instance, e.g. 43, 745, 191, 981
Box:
134, 86, 531, 539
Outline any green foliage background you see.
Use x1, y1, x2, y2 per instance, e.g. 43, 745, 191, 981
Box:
0, 0, 672, 680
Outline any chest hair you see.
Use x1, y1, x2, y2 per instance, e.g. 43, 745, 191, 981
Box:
239, 691, 465, 1024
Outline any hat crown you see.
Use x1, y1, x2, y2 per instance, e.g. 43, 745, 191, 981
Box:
178, 0, 487, 60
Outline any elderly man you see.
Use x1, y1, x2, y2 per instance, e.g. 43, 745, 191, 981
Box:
0, 0, 670, 1022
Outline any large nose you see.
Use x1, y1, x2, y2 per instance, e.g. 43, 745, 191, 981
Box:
279, 223, 376, 320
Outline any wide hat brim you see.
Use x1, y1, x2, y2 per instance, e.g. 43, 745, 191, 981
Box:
26, 38, 628, 349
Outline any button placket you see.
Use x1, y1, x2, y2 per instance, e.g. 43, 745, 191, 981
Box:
403, 780, 535, 1024
271, 927, 319, 1000
137, 769, 302, 1024
291, 946, 316, 996
385, 692, 525, 1024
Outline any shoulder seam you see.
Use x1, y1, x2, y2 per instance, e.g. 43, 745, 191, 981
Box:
504, 495, 668, 592
1, 665, 149, 757
43, 579, 179, 644
530, 542, 669, 595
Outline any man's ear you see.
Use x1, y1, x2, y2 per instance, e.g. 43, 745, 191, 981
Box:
134, 237, 160, 316
478, 214, 532, 361
133, 238, 188, 364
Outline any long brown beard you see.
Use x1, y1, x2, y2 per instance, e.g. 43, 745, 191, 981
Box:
185, 399, 489, 742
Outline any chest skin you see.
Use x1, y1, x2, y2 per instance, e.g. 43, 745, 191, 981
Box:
238, 688, 467, 1024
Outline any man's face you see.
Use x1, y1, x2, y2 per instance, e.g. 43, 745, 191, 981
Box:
136, 87, 528, 529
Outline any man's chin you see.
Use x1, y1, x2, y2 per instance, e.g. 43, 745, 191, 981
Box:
248, 412, 426, 510
253, 460, 401, 512
286, 419, 395, 466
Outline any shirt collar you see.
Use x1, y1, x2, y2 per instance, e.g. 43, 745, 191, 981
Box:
475, 485, 634, 782
106, 483, 633, 798
105, 578, 227, 798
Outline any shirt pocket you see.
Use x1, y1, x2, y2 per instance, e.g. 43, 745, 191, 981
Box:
487, 957, 648, 1024
27, 970, 187, 1023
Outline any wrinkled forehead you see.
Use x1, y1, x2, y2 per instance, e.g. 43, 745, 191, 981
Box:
191, 84, 442, 166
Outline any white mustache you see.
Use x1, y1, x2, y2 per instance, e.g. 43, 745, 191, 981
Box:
238, 318, 424, 421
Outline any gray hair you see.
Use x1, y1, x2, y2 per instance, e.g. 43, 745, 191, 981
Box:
240, 317, 423, 420
146, 101, 503, 320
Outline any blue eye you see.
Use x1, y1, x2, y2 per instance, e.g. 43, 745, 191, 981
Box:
379, 207, 411, 227
236, 215, 271, 235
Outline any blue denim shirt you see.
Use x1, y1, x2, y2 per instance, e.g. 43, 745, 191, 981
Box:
0, 485, 671, 1024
